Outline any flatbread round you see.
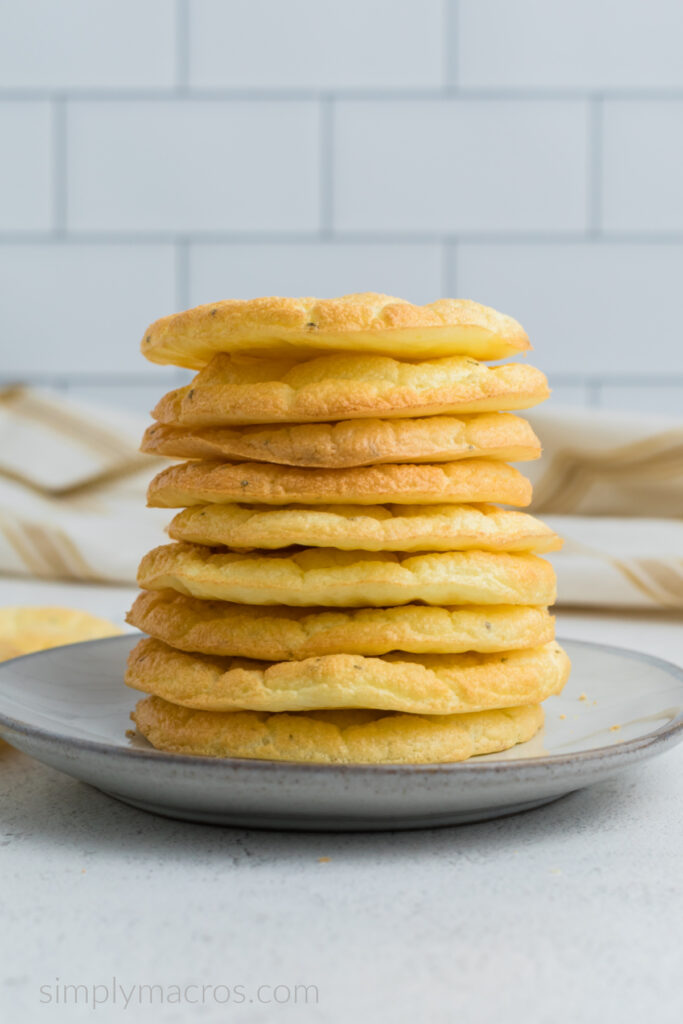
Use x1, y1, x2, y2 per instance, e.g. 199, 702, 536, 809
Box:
127, 590, 555, 659
0, 606, 121, 661
168, 503, 561, 553
147, 459, 532, 508
127, 637, 570, 715
137, 543, 556, 607
133, 695, 544, 764
141, 293, 530, 368
141, 412, 542, 467
152, 353, 548, 426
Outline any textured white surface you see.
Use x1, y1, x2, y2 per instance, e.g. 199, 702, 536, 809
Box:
0, 576, 682, 1023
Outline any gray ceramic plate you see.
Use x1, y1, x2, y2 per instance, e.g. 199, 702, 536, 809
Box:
0, 635, 682, 831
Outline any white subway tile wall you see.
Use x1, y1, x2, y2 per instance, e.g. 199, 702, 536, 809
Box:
67, 101, 321, 232
0, 103, 52, 231
188, 0, 445, 90
455, 244, 683, 376
0, 0, 175, 90
0, 244, 178, 376
334, 101, 589, 233
0, 0, 681, 416
457, 0, 683, 90
602, 101, 683, 232
189, 243, 444, 307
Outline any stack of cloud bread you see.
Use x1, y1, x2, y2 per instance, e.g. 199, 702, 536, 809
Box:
126, 293, 570, 765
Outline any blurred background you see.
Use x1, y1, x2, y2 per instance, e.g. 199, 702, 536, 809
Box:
1, 0, 682, 416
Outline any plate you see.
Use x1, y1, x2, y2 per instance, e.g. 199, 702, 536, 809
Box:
0, 636, 682, 831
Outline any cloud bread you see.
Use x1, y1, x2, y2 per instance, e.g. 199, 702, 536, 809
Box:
0, 606, 121, 661
140, 293, 530, 369
127, 590, 555, 659
126, 637, 569, 715
147, 459, 532, 508
141, 413, 542, 467
137, 543, 556, 607
152, 354, 549, 427
133, 695, 544, 764
168, 502, 561, 553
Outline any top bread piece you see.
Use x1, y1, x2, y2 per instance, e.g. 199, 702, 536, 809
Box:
141, 293, 530, 368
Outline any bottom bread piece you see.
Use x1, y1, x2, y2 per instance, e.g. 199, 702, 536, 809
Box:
132, 696, 544, 765
126, 636, 570, 715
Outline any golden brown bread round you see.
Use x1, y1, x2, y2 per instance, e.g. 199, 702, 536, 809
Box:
132, 695, 544, 764
0, 605, 121, 661
127, 590, 555, 658
137, 543, 557, 607
152, 353, 549, 426
147, 459, 533, 508
141, 412, 542, 467
167, 502, 561, 553
140, 293, 530, 368
126, 637, 570, 715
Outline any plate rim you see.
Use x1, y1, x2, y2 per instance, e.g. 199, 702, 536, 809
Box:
0, 634, 682, 776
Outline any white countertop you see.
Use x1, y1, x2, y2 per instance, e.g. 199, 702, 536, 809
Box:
1, 577, 682, 1024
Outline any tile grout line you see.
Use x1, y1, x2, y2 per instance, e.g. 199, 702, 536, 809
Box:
318, 96, 335, 237
51, 95, 67, 236
174, 239, 190, 311
444, 0, 458, 87
7, 230, 683, 245
586, 380, 602, 408
587, 95, 603, 235
4, 88, 683, 102
174, 0, 190, 91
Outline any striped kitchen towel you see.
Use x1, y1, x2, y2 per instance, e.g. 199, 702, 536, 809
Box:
526, 407, 683, 609
0, 387, 681, 607
0, 387, 168, 583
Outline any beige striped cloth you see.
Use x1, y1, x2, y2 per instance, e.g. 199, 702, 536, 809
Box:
0, 387, 681, 608
0, 388, 168, 584
526, 407, 683, 609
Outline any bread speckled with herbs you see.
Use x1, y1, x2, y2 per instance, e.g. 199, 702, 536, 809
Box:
141, 292, 531, 368
132, 695, 544, 764
152, 353, 548, 427
167, 502, 561, 553
126, 637, 569, 715
147, 458, 532, 508
141, 412, 542, 467
137, 543, 557, 608
127, 590, 555, 659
